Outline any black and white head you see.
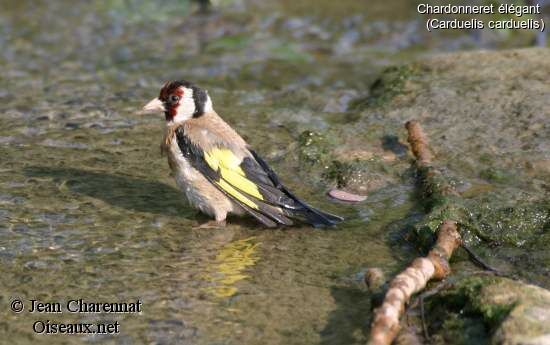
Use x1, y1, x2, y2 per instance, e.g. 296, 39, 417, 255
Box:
143, 80, 212, 122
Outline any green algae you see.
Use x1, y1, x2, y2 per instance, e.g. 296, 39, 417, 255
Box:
463, 200, 550, 248
454, 276, 515, 328
425, 276, 550, 345
413, 200, 468, 249
351, 65, 420, 109
479, 167, 514, 184
425, 276, 513, 345
410, 152, 549, 255
323, 160, 358, 188
297, 130, 333, 165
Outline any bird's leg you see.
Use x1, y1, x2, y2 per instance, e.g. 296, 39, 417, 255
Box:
194, 219, 226, 229
193, 213, 227, 229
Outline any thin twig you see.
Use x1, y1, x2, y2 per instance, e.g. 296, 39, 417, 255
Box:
461, 244, 521, 280
461, 243, 500, 273
420, 295, 429, 341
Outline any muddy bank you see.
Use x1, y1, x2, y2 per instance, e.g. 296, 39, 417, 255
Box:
306, 48, 549, 285
306, 48, 549, 343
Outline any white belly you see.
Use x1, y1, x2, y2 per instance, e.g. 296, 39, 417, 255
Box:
168, 137, 240, 220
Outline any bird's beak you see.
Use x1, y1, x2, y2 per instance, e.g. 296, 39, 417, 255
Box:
142, 98, 165, 113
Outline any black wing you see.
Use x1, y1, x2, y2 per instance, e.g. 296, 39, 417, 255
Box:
175, 127, 343, 227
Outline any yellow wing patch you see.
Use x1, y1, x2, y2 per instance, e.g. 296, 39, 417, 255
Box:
204, 148, 264, 207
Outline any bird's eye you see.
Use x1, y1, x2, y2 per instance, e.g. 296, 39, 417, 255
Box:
170, 95, 180, 102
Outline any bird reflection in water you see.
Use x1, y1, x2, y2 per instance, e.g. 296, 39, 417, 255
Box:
201, 237, 260, 298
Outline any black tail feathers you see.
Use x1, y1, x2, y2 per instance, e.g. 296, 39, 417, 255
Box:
285, 202, 344, 228
249, 149, 344, 227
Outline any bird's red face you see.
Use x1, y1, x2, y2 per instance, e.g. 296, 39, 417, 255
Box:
143, 80, 209, 122
158, 82, 185, 120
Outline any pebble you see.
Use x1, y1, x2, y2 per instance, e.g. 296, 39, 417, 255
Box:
364, 267, 386, 290
328, 189, 367, 202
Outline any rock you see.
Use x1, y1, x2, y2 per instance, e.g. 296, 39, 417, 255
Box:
476, 278, 550, 345
364, 268, 385, 290
323, 90, 358, 113
425, 276, 550, 345
529, 159, 550, 175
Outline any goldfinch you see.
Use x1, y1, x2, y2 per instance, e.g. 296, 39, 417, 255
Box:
143, 80, 343, 228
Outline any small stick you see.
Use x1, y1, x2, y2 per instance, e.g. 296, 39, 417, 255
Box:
420, 295, 429, 340
405, 120, 433, 165
368, 121, 463, 345
368, 220, 461, 345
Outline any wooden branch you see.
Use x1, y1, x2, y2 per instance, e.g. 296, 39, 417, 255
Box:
368, 121, 462, 345
368, 221, 461, 345
405, 120, 433, 165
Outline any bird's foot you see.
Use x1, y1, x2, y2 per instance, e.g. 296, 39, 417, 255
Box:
193, 220, 226, 229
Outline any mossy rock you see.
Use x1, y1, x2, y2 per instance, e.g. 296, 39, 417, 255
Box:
463, 201, 550, 248
297, 130, 333, 165
323, 160, 358, 188
426, 276, 550, 345
351, 64, 422, 109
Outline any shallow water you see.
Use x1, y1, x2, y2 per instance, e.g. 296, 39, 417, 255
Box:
0, 1, 547, 344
